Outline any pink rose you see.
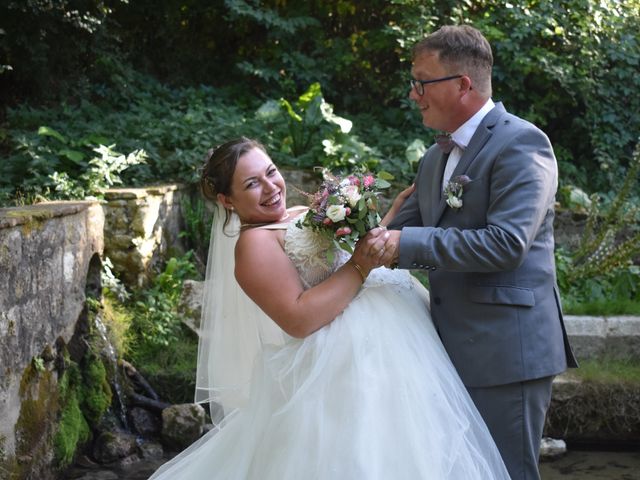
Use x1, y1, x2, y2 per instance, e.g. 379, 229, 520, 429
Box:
363, 175, 375, 188
323, 217, 333, 226
336, 226, 352, 236
348, 176, 361, 186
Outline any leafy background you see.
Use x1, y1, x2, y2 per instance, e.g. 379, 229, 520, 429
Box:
1, 3, 638, 454
1, 0, 639, 309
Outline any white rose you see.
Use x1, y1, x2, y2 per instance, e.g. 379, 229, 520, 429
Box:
343, 185, 362, 208
446, 196, 463, 209
326, 204, 348, 222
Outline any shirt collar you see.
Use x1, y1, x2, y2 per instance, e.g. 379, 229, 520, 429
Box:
451, 98, 495, 149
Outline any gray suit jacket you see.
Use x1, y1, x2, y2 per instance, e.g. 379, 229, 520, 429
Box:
389, 102, 578, 388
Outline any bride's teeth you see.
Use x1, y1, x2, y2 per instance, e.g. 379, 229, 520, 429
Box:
263, 193, 280, 206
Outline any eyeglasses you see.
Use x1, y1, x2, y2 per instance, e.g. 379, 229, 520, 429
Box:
410, 75, 463, 96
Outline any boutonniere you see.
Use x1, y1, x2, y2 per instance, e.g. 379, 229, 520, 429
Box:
443, 175, 471, 210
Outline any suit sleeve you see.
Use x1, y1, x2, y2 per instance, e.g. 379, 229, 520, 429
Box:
398, 125, 558, 272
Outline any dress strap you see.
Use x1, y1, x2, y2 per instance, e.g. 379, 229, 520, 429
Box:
256, 206, 308, 230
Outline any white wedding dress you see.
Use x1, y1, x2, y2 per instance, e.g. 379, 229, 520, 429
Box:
149, 220, 510, 479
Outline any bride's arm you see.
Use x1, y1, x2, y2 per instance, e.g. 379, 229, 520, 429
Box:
234, 228, 386, 338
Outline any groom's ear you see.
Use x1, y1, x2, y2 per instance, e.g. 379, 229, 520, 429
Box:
217, 193, 233, 210
459, 75, 473, 93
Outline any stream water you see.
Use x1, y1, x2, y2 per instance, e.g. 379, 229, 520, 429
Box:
60, 448, 640, 480
540, 448, 640, 480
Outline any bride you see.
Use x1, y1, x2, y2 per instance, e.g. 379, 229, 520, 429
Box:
149, 137, 510, 479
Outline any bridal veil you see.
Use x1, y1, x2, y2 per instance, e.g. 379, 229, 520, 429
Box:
194, 203, 285, 421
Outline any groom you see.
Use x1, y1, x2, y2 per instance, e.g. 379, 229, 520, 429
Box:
376, 25, 577, 480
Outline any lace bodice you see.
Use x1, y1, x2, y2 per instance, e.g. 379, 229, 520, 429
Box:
284, 222, 346, 289
284, 222, 418, 294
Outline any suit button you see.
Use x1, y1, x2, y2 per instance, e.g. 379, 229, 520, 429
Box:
433, 297, 441, 305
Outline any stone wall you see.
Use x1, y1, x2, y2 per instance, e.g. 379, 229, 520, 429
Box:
103, 185, 186, 288
0, 201, 104, 474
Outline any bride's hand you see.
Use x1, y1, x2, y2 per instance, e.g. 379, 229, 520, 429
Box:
379, 184, 416, 227
352, 229, 390, 273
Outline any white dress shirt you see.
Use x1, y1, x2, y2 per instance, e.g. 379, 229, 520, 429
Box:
442, 99, 496, 191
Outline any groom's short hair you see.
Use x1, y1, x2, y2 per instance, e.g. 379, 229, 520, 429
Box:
413, 25, 493, 97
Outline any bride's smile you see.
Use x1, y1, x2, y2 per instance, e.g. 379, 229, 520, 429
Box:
217, 147, 287, 224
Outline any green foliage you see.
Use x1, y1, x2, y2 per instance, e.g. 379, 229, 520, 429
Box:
80, 353, 112, 426
1, 77, 401, 206
557, 184, 592, 214
567, 142, 639, 279
0, 65, 263, 205
49, 144, 147, 200
572, 357, 640, 385
51, 346, 112, 468
179, 196, 213, 269
468, 0, 640, 190
0, 0, 125, 106
31, 357, 45, 373
127, 329, 199, 405
0, 119, 146, 204
257, 83, 383, 171
101, 257, 130, 303
1, 0, 639, 213
556, 140, 640, 312
111, 252, 200, 403
53, 365, 90, 468
131, 253, 198, 348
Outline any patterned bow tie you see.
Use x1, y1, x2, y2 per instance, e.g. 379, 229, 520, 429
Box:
435, 133, 456, 154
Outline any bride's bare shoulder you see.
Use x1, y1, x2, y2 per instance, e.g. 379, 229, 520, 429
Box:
236, 227, 284, 254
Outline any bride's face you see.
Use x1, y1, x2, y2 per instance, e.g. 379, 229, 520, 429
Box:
218, 147, 287, 224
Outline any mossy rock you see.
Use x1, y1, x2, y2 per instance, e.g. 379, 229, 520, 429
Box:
80, 353, 113, 426
546, 372, 640, 444
53, 389, 91, 468
161, 404, 205, 451
9, 361, 60, 479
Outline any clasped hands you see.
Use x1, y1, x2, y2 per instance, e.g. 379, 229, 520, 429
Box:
351, 182, 414, 272
359, 226, 401, 269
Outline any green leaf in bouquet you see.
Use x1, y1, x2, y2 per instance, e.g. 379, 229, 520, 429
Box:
367, 211, 380, 230
375, 177, 391, 189
376, 170, 395, 182
354, 221, 367, 236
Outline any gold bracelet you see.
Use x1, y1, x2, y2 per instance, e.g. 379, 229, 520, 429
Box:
350, 259, 367, 283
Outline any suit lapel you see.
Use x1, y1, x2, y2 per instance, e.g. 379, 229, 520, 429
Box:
433, 103, 506, 227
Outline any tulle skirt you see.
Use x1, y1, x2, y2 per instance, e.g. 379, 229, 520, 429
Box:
149, 270, 510, 479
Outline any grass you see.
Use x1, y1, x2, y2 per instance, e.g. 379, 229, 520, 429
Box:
126, 325, 198, 404
569, 357, 640, 384
563, 298, 640, 316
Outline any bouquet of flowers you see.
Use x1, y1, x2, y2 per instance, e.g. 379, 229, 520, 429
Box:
296, 167, 392, 260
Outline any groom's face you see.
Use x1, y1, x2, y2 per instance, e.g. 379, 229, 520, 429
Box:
410, 51, 462, 133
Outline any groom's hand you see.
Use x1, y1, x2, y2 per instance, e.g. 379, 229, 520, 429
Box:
362, 227, 400, 267
361, 227, 389, 267
379, 229, 400, 268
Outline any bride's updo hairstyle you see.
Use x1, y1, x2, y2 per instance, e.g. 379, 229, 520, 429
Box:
200, 137, 267, 229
